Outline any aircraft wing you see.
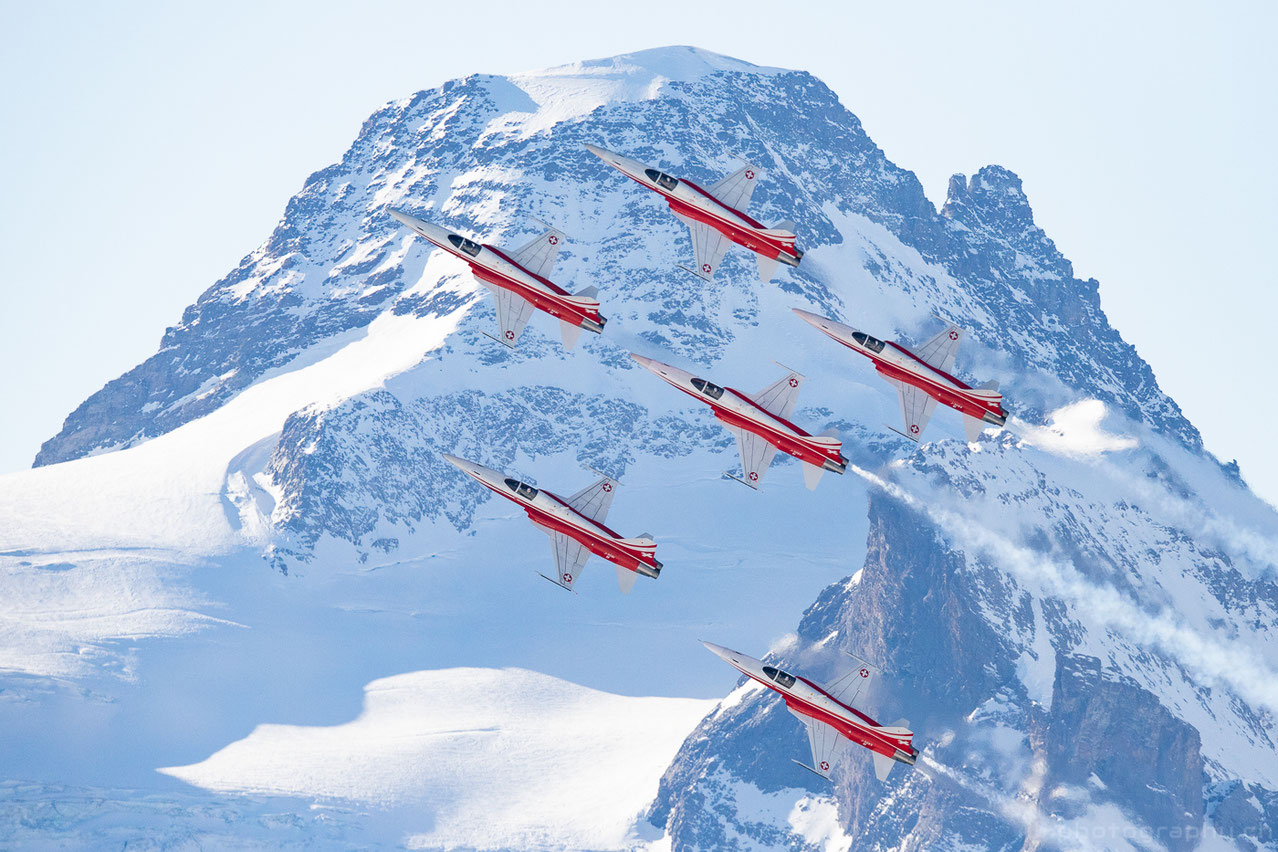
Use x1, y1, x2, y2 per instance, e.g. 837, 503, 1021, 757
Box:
822, 656, 880, 708
565, 476, 619, 524
750, 371, 804, 420
672, 211, 732, 280
508, 227, 566, 280
707, 163, 762, 213
913, 323, 965, 373
788, 707, 850, 780
492, 286, 535, 347
894, 381, 937, 442
548, 530, 590, 590
726, 424, 779, 488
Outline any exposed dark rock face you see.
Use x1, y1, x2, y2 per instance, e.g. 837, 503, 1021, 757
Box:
1040, 654, 1204, 852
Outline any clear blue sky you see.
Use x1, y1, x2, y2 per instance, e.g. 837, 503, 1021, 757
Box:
2, 1, 1275, 502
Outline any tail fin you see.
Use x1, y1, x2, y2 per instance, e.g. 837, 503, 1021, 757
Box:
810, 426, 841, 447
773, 220, 797, 234
574, 285, 598, 300
979, 379, 999, 392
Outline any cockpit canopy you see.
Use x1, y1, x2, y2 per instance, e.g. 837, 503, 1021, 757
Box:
447, 234, 482, 257
851, 331, 885, 353
762, 665, 797, 689
690, 377, 725, 400
643, 168, 680, 192
503, 477, 539, 501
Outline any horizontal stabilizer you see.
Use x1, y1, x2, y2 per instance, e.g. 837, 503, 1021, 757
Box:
560, 320, 582, 350
802, 462, 824, 491
964, 415, 984, 442
756, 253, 780, 283
616, 565, 637, 595
872, 752, 895, 782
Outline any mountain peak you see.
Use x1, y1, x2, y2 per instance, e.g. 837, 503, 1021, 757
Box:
524, 45, 783, 84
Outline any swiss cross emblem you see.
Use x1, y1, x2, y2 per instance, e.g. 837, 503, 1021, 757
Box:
701, 263, 712, 274
744, 169, 755, 180
948, 329, 959, 340
602, 482, 613, 493
819, 761, 829, 772
505, 330, 515, 340
788, 377, 799, 388
859, 667, 869, 678
562, 573, 572, 584
748, 471, 759, 482
548, 234, 559, 245
909, 424, 920, 434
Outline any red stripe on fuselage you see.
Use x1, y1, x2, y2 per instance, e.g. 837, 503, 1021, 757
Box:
469, 475, 654, 571
716, 392, 844, 467
466, 246, 600, 326
669, 383, 842, 467
830, 339, 1005, 420
740, 669, 909, 760
624, 170, 799, 262
523, 505, 654, 572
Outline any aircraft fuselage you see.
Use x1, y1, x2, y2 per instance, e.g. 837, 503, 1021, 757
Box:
704, 643, 917, 767
390, 210, 605, 339
442, 455, 659, 578
630, 355, 846, 476
796, 311, 1006, 427
585, 145, 801, 269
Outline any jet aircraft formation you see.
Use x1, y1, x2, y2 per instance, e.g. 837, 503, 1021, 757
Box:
388, 143, 1009, 783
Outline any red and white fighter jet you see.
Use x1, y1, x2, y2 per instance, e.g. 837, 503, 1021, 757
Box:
629, 354, 846, 491
793, 309, 1007, 443
702, 642, 917, 782
584, 144, 802, 283
442, 454, 660, 593
389, 208, 605, 349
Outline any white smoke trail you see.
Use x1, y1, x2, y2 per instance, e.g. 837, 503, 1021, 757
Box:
847, 464, 1278, 716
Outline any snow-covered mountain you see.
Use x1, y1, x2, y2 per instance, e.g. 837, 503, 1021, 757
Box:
3, 45, 1276, 850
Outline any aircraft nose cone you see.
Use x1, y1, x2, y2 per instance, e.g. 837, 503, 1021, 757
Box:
629, 352, 656, 370
700, 641, 737, 663
441, 453, 474, 474
387, 207, 418, 228
792, 308, 823, 327
583, 143, 609, 160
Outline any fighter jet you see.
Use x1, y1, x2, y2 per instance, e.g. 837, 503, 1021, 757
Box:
793, 309, 1007, 443
442, 454, 660, 593
629, 354, 846, 490
702, 642, 917, 782
389, 208, 605, 349
583, 144, 802, 283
